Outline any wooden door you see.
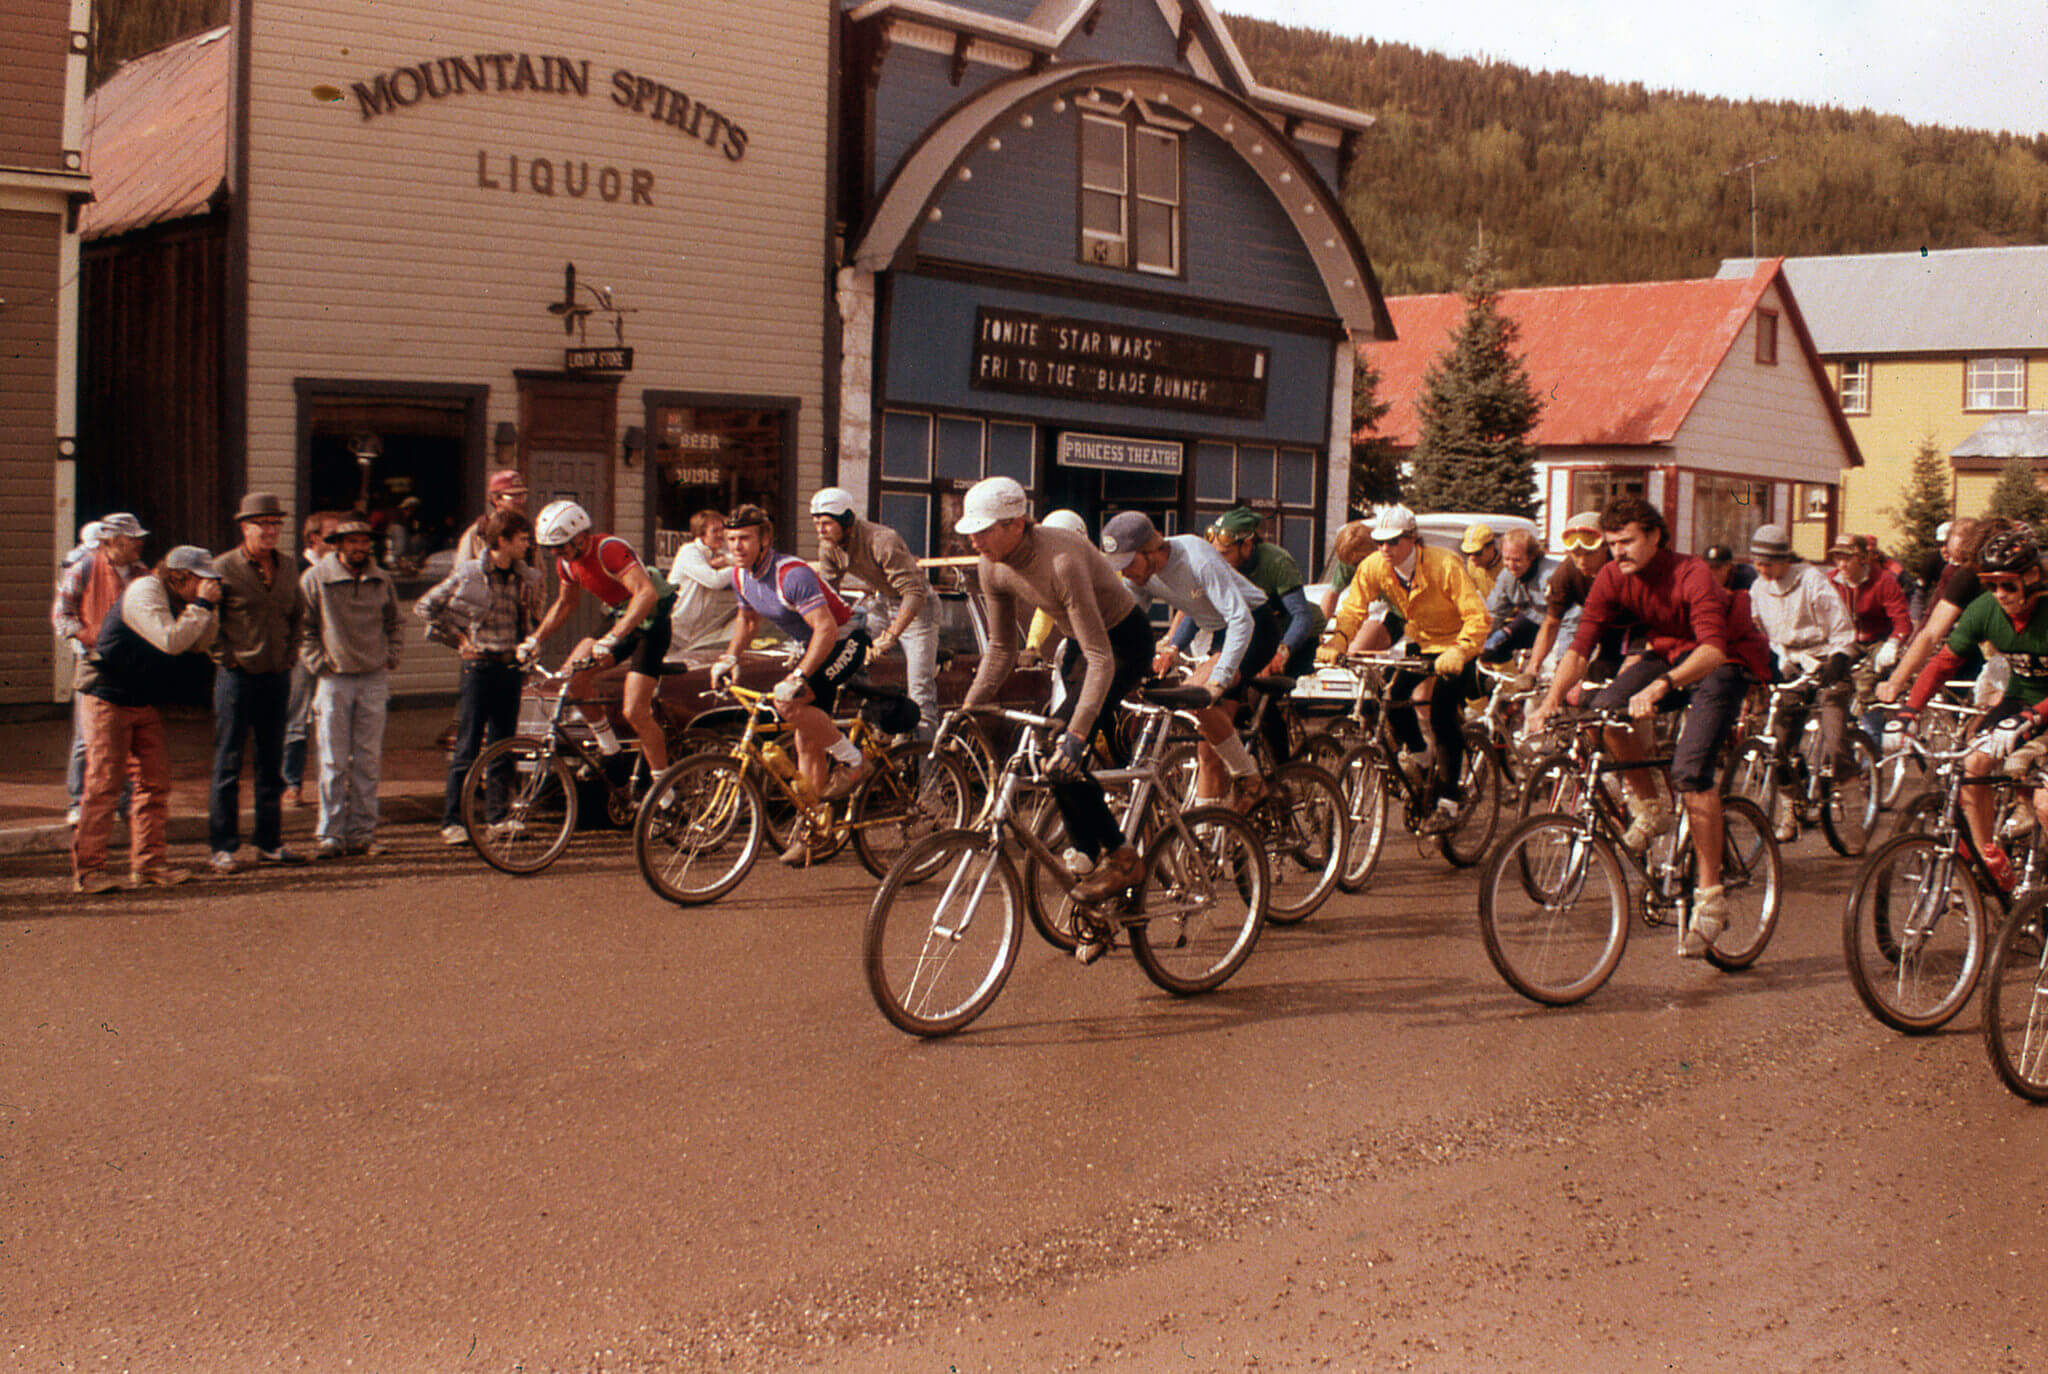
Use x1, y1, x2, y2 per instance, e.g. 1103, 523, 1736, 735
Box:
521, 377, 618, 646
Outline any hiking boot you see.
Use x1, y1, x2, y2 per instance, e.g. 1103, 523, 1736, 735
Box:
73, 870, 119, 896
1622, 796, 1676, 852
439, 825, 469, 846
1071, 846, 1144, 905
131, 866, 192, 888
819, 759, 872, 802
1681, 884, 1727, 958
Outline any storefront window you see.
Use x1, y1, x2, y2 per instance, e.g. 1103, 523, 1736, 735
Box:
650, 404, 785, 541
300, 386, 480, 594
1191, 442, 1321, 571
878, 409, 1040, 560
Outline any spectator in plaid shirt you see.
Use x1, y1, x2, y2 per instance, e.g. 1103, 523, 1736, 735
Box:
52, 514, 149, 825
415, 509, 545, 843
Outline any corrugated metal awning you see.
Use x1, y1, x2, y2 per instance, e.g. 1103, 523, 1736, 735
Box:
79, 25, 230, 240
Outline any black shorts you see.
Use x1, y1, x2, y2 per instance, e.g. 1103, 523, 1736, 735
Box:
609, 601, 676, 678
802, 629, 871, 715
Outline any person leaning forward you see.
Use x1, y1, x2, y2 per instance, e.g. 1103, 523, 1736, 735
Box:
71, 547, 221, 894
208, 492, 307, 873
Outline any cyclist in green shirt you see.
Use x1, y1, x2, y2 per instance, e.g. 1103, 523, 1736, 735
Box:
1205, 507, 1325, 677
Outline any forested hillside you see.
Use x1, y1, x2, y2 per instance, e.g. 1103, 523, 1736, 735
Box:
1228, 14, 2048, 293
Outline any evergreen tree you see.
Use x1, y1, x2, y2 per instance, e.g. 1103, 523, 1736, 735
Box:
1347, 348, 1401, 512
1879, 437, 1953, 573
1405, 244, 1542, 517
1985, 456, 2048, 535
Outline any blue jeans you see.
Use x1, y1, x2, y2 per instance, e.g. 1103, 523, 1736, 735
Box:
313, 669, 390, 845
862, 596, 941, 739
444, 660, 525, 827
210, 667, 290, 854
283, 661, 317, 789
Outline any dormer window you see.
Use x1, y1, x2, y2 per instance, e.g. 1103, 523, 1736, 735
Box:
1078, 93, 1186, 277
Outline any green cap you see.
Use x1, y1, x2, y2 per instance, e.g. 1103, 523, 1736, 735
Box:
1208, 507, 1262, 540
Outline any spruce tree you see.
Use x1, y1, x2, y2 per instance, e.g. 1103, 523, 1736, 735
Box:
1405, 243, 1542, 517
1879, 436, 1952, 574
1985, 456, 2048, 536
1348, 348, 1402, 512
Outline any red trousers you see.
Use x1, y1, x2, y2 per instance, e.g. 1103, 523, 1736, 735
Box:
72, 696, 171, 878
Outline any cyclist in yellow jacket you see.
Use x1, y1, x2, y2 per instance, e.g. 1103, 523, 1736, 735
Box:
1317, 503, 1490, 832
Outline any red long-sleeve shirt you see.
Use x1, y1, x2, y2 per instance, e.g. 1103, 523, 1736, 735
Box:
1828, 567, 1911, 644
1570, 547, 1771, 680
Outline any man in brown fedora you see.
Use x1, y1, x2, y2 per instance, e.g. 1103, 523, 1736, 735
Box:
209, 492, 308, 872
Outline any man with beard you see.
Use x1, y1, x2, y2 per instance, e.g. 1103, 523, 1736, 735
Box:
301, 518, 403, 859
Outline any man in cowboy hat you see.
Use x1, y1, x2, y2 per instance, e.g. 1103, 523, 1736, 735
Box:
208, 493, 308, 872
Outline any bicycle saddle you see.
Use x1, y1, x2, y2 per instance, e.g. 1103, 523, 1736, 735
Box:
1140, 685, 1216, 709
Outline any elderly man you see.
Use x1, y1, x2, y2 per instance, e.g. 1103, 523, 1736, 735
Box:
302, 518, 404, 859
209, 493, 307, 873
811, 486, 939, 738
72, 546, 222, 894
52, 513, 149, 826
1480, 529, 1555, 664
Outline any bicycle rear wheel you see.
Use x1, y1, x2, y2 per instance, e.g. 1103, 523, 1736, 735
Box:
460, 736, 578, 875
1127, 805, 1267, 995
1701, 796, 1782, 970
1982, 895, 2048, 1101
1480, 815, 1628, 1005
1436, 725, 1503, 868
864, 831, 1023, 1037
1334, 743, 1390, 893
634, 754, 765, 905
1254, 761, 1346, 924
1819, 731, 1881, 857
852, 742, 971, 880
1841, 831, 1985, 1032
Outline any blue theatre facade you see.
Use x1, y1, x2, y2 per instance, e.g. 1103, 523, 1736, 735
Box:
834, 0, 1391, 571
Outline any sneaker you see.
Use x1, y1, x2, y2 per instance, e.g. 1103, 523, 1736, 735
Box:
778, 837, 815, 868
66, 805, 80, 827
346, 840, 385, 858
1072, 846, 1145, 905
132, 866, 192, 888
1622, 796, 1676, 853
439, 825, 468, 846
1772, 796, 1799, 844
209, 850, 242, 875
818, 759, 872, 803
257, 846, 308, 865
1681, 884, 1727, 958
1419, 797, 1460, 834
487, 818, 528, 841
1074, 916, 1116, 965
73, 870, 119, 895
314, 838, 346, 860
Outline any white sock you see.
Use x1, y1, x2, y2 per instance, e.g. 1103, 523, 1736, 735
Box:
828, 737, 863, 766
1214, 733, 1257, 778
590, 719, 620, 755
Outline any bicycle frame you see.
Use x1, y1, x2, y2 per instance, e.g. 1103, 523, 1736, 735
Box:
705, 682, 919, 841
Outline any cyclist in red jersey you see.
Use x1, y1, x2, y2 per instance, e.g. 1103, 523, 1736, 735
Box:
521, 500, 674, 773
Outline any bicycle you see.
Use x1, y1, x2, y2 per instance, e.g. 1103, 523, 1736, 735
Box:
1982, 889, 2048, 1101
1724, 668, 1880, 856
1874, 678, 1979, 809
458, 656, 681, 875
633, 681, 970, 905
863, 690, 1269, 1038
1841, 733, 2048, 1034
1327, 652, 1505, 894
1478, 708, 1781, 1005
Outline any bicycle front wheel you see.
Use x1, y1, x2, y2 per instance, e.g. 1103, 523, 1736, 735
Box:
1842, 831, 1985, 1032
1480, 816, 1629, 1005
1436, 725, 1504, 868
1128, 805, 1267, 995
460, 736, 578, 875
1334, 743, 1390, 893
864, 830, 1024, 1037
1255, 761, 1346, 924
852, 742, 971, 881
634, 754, 765, 905
1982, 895, 2048, 1101
1819, 731, 1881, 858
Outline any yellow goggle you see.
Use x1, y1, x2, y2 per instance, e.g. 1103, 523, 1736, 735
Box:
1561, 528, 1603, 551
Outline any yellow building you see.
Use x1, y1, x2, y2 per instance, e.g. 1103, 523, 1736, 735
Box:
1721, 248, 2048, 549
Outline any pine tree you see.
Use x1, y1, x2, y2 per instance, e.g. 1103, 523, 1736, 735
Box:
1986, 457, 2048, 536
1879, 436, 1952, 573
1347, 348, 1401, 512
1405, 243, 1543, 517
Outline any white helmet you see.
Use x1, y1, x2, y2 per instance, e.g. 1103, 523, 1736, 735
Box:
809, 486, 857, 519
1368, 503, 1418, 541
955, 476, 1030, 534
535, 498, 591, 548
1041, 509, 1087, 536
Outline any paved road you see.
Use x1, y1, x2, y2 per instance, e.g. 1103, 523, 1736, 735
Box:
3, 819, 2044, 1371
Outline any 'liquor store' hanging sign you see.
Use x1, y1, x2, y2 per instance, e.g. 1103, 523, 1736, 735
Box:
970, 307, 1268, 421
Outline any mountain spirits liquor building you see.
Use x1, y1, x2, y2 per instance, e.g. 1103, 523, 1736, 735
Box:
833, 0, 1392, 571
78, 2, 832, 694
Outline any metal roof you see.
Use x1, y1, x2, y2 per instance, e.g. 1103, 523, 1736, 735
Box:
1364, 260, 1859, 462
77, 25, 230, 240
1717, 247, 2048, 356
1952, 411, 2048, 459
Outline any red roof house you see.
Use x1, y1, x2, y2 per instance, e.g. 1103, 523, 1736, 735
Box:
1361, 259, 1861, 558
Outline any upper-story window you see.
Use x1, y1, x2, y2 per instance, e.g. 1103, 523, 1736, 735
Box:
1966, 356, 2027, 410
1078, 94, 1186, 277
1754, 310, 1779, 365
1837, 359, 1870, 414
